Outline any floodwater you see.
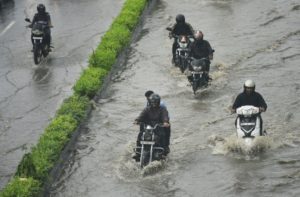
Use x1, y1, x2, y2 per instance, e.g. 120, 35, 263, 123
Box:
0, 0, 123, 189
47, 0, 299, 196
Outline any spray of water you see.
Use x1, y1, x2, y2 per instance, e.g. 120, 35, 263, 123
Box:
208, 134, 274, 157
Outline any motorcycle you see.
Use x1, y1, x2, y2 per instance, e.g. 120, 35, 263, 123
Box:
236, 105, 265, 145
166, 27, 193, 73
134, 123, 166, 168
186, 57, 210, 94
25, 18, 51, 64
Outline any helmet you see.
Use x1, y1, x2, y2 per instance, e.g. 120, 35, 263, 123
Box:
145, 90, 154, 98
149, 94, 160, 108
194, 30, 204, 41
176, 14, 185, 24
244, 79, 255, 88
244, 79, 255, 94
37, 4, 46, 14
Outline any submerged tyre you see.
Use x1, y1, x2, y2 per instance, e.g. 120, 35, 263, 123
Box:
192, 82, 198, 94
140, 151, 149, 168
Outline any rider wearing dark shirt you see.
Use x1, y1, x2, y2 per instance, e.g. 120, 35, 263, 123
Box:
169, 14, 194, 62
232, 80, 267, 131
189, 30, 214, 81
30, 4, 52, 49
232, 80, 267, 112
133, 94, 170, 161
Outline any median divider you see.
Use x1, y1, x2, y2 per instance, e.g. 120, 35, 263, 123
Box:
0, 0, 148, 196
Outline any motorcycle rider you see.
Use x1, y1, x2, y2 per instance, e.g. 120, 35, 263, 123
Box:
231, 80, 267, 131
133, 94, 170, 161
145, 90, 167, 109
29, 4, 53, 51
169, 14, 194, 63
144, 90, 170, 153
188, 30, 214, 82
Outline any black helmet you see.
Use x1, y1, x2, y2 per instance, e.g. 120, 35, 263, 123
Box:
176, 14, 185, 24
145, 90, 154, 98
37, 4, 46, 14
149, 94, 160, 108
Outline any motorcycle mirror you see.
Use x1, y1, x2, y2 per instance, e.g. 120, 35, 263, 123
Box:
25, 18, 31, 23
166, 27, 172, 31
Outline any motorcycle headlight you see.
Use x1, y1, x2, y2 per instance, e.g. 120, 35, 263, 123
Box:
179, 43, 188, 48
32, 29, 43, 36
193, 66, 202, 72
144, 132, 152, 141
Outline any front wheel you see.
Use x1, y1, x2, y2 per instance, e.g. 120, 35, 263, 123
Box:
42, 44, 49, 57
34, 47, 42, 65
140, 151, 149, 168
192, 82, 198, 94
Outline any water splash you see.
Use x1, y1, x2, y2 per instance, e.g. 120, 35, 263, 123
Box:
116, 142, 166, 181
141, 160, 166, 176
208, 134, 274, 157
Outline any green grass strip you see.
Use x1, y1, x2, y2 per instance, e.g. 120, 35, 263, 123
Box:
0, 0, 148, 196
0, 177, 40, 197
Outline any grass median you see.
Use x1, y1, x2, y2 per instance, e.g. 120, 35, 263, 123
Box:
0, 0, 148, 196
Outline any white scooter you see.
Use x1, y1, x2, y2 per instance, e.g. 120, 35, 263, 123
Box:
236, 105, 265, 145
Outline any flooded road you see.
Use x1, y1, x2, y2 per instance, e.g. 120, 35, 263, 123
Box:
49, 0, 300, 196
0, 0, 123, 189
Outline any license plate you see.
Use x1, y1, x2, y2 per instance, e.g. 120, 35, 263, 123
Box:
141, 141, 155, 145
33, 37, 43, 40
191, 71, 203, 75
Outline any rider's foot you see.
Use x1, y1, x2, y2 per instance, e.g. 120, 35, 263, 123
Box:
163, 147, 170, 156
263, 130, 268, 136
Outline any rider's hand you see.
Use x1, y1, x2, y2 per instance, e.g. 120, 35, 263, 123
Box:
259, 107, 265, 112
168, 32, 173, 39
163, 122, 170, 127
133, 121, 139, 125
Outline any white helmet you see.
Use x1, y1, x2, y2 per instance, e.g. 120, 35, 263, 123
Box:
244, 79, 255, 89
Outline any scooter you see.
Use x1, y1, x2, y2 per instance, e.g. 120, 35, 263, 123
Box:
236, 105, 265, 146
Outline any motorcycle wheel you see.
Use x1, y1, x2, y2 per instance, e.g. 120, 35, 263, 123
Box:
192, 82, 198, 94
42, 44, 49, 57
179, 58, 185, 73
180, 65, 185, 73
140, 152, 149, 168
34, 47, 42, 65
